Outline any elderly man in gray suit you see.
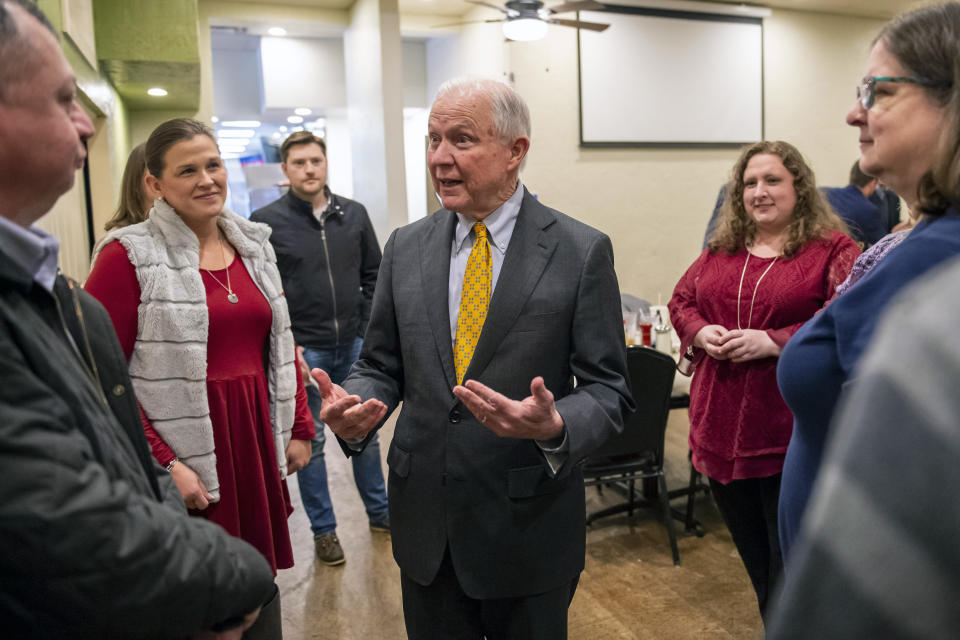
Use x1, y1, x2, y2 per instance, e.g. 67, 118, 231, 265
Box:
313, 77, 633, 639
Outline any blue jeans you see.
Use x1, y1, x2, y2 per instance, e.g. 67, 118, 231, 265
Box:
298, 338, 389, 536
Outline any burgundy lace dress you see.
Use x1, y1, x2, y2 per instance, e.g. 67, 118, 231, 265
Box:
668, 231, 859, 484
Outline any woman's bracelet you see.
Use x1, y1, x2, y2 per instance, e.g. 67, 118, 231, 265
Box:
164, 457, 179, 472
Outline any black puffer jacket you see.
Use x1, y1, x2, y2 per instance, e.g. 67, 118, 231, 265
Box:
0, 250, 274, 639
251, 188, 381, 348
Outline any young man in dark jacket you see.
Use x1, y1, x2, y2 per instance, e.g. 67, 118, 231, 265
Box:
0, 2, 275, 636
251, 132, 389, 565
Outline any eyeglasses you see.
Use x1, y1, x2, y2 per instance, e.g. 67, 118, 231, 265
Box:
856, 76, 923, 109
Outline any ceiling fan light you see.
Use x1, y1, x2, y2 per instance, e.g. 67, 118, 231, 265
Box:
502, 18, 548, 41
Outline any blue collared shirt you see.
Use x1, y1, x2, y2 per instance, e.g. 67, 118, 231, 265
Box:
0, 215, 60, 292
448, 182, 524, 340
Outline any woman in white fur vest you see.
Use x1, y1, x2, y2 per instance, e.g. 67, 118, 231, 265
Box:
86, 118, 315, 637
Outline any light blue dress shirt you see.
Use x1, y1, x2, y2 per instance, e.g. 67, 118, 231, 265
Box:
0, 215, 60, 292
447, 183, 523, 340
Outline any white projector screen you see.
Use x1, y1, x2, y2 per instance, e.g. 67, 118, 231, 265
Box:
578, 7, 763, 146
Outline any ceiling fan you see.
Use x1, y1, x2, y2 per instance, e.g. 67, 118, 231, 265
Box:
437, 0, 611, 41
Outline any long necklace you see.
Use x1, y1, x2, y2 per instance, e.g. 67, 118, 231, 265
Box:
736, 251, 778, 330
203, 231, 238, 304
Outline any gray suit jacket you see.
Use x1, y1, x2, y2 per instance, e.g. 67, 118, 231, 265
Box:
342, 190, 633, 599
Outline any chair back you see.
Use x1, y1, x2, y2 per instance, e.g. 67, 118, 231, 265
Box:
590, 346, 676, 462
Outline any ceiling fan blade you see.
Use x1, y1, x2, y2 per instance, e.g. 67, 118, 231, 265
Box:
432, 17, 506, 27
548, 17, 609, 31
548, 0, 606, 14
466, 0, 511, 14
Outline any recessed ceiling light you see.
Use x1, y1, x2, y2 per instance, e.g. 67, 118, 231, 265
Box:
211, 116, 220, 123
294, 107, 312, 116
271, 132, 282, 139
221, 120, 261, 128
221, 152, 241, 159
268, 27, 287, 36
279, 125, 288, 132
292, 126, 304, 132
217, 129, 255, 138
287, 115, 304, 124
147, 87, 168, 97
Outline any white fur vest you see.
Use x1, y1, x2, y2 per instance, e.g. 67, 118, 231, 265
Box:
92, 199, 298, 501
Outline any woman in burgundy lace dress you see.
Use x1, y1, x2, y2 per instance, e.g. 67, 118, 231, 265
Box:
668, 141, 859, 621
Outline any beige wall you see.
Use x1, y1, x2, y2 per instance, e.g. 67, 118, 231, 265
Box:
472, 8, 888, 304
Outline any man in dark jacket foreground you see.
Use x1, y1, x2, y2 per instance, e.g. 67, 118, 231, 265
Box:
0, 2, 275, 637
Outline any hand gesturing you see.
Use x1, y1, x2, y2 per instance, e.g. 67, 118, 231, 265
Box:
310, 368, 388, 441
452, 377, 564, 440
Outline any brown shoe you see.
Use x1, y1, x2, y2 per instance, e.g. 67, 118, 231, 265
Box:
369, 516, 390, 534
315, 532, 345, 566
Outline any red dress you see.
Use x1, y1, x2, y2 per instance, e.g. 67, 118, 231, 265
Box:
667, 231, 859, 484
86, 241, 314, 573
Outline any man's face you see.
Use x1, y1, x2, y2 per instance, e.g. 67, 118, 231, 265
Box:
427, 91, 528, 220
0, 6, 94, 225
282, 142, 327, 202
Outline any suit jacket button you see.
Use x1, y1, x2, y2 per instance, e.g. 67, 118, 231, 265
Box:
449, 409, 461, 424
112, 384, 125, 396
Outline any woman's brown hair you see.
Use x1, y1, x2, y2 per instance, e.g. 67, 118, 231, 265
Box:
145, 118, 216, 179
104, 143, 151, 231
708, 141, 849, 258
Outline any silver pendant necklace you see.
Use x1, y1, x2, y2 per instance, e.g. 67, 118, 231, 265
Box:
736, 250, 778, 330
203, 231, 238, 304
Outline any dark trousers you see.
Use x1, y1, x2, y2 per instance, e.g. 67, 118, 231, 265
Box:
243, 584, 282, 640
708, 473, 782, 622
401, 549, 579, 640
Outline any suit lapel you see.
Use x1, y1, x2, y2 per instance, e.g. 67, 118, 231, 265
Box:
464, 191, 557, 383
421, 210, 458, 389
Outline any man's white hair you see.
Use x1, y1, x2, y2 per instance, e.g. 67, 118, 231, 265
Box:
435, 76, 531, 143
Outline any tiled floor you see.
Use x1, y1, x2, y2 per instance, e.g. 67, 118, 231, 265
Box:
277, 409, 763, 639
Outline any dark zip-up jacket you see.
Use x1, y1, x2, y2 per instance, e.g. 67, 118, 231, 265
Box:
251, 188, 381, 348
0, 247, 274, 638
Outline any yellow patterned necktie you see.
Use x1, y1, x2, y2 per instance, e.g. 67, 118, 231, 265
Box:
454, 221, 492, 385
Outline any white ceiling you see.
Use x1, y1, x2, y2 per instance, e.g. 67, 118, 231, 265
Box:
232, 0, 921, 20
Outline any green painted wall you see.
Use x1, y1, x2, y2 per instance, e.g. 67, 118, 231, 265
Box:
92, 0, 200, 110
93, 0, 200, 63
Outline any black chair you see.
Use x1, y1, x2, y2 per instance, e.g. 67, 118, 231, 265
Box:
666, 391, 709, 537
582, 346, 680, 565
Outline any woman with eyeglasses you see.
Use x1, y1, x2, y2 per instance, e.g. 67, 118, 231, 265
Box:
776, 2, 960, 565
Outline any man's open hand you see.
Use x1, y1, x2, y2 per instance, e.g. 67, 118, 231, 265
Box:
310, 368, 387, 441
452, 377, 564, 441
